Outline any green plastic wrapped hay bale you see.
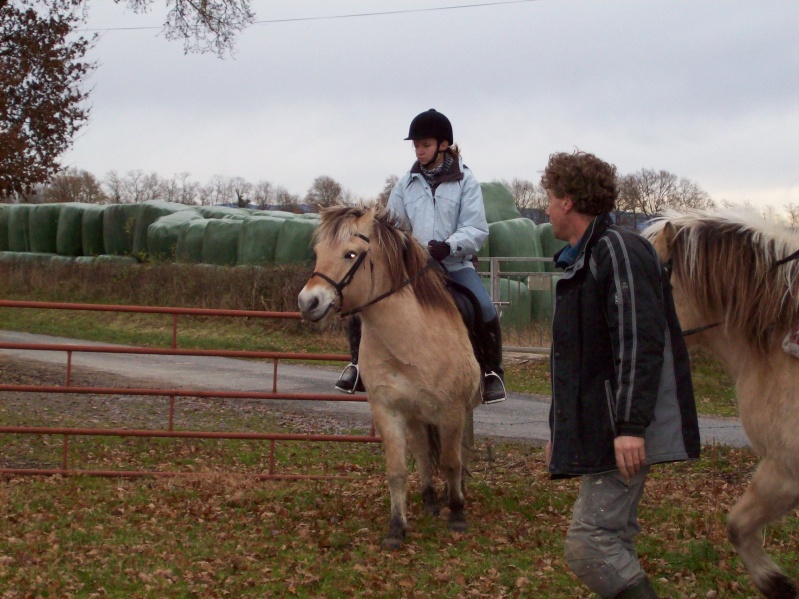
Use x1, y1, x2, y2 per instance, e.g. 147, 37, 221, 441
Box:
482, 276, 532, 330
202, 219, 242, 266
90, 254, 139, 266
0, 204, 10, 251
29, 204, 62, 253
176, 219, 209, 263
8, 204, 33, 252
3, 251, 56, 265
487, 218, 543, 278
537, 222, 567, 272
56, 203, 92, 256
103, 204, 142, 255
274, 217, 317, 265
0, 251, 23, 262
481, 182, 521, 224
197, 205, 249, 220
133, 200, 197, 255
82, 205, 106, 256
147, 211, 203, 261
252, 210, 296, 219
475, 236, 490, 273
237, 215, 286, 266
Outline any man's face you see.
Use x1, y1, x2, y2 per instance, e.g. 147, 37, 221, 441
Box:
545, 189, 569, 241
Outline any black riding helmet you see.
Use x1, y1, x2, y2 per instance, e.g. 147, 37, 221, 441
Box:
405, 109, 454, 146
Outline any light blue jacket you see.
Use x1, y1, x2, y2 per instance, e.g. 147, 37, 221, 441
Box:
386, 155, 488, 273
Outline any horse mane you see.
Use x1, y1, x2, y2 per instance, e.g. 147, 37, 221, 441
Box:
316, 204, 457, 314
643, 208, 799, 352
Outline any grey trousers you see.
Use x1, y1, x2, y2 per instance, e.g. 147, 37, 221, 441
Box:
564, 467, 650, 598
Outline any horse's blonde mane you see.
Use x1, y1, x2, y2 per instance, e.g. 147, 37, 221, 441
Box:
643, 208, 799, 352
316, 204, 457, 314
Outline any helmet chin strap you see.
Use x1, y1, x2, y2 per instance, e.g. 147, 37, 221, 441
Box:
421, 142, 446, 169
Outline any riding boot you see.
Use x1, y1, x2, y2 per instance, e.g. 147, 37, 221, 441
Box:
480, 317, 506, 404
612, 576, 659, 599
335, 316, 366, 394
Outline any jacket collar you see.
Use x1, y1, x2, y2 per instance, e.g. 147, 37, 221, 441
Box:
553, 213, 613, 270
408, 150, 464, 186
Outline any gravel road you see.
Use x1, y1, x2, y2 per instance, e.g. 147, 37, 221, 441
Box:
0, 330, 749, 447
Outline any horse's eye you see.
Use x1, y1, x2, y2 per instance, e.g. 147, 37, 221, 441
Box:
345, 251, 357, 260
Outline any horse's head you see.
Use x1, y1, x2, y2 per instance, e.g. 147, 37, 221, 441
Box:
643, 216, 707, 344
298, 205, 377, 323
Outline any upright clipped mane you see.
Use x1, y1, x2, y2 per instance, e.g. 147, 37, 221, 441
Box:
644, 208, 799, 352
317, 204, 456, 313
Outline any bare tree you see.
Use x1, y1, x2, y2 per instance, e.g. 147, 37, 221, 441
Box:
274, 186, 300, 212
121, 0, 255, 56
784, 203, 799, 229
305, 175, 343, 210
104, 170, 124, 203
41, 168, 106, 203
500, 178, 547, 214
251, 180, 273, 209
376, 175, 398, 206
1, 1, 95, 198
230, 176, 252, 208
618, 168, 713, 220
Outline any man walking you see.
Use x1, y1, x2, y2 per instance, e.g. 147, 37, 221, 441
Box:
542, 150, 701, 598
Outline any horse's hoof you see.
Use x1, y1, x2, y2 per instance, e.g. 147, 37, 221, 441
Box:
421, 486, 440, 516
381, 536, 404, 551
447, 514, 468, 533
424, 503, 441, 517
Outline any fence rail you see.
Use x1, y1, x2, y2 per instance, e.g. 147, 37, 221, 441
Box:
0, 299, 379, 480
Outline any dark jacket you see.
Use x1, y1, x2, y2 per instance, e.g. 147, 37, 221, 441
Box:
548, 214, 700, 478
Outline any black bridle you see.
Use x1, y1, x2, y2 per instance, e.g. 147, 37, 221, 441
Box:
310, 232, 436, 319
665, 247, 799, 337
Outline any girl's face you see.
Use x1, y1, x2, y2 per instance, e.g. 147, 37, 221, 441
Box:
413, 137, 446, 167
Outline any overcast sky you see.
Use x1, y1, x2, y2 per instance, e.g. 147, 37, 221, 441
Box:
62, 0, 798, 212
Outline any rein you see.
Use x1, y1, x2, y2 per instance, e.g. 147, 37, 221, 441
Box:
310, 231, 437, 318
339, 260, 436, 318
667, 247, 799, 337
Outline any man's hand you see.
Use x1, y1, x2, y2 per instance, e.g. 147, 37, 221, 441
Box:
427, 240, 451, 261
614, 435, 646, 481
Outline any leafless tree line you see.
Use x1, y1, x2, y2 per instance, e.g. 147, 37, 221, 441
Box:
14, 169, 372, 212
502, 169, 799, 228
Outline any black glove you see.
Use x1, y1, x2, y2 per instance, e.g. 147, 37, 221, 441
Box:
427, 240, 451, 261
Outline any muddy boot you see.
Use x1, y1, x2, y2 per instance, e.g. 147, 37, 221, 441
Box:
335, 316, 365, 394
480, 317, 506, 404
613, 577, 659, 599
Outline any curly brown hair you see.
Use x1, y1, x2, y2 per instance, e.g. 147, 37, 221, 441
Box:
540, 150, 618, 215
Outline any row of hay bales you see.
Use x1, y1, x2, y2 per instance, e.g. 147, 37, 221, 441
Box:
0, 184, 566, 327
0, 201, 320, 267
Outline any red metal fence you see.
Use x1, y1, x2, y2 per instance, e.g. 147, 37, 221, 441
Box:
0, 299, 380, 480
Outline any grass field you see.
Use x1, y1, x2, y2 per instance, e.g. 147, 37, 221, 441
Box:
1, 260, 788, 598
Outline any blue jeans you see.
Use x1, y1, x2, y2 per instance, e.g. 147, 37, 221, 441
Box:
448, 267, 497, 323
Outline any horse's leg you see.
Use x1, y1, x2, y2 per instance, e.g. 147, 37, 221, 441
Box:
407, 422, 439, 516
372, 408, 410, 550
438, 424, 467, 532
727, 457, 799, 598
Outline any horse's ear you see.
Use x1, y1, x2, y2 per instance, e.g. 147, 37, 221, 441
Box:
652, 221, 678, 262
662, 221, 677, 254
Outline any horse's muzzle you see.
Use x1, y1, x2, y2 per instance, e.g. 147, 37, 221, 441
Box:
298, 287, 337, 323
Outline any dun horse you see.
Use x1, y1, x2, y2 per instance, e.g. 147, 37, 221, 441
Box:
644, 209, 799, 598
297, 204, 481, 549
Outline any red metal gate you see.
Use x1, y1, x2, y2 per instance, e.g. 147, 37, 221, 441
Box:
0, 299, 380, 480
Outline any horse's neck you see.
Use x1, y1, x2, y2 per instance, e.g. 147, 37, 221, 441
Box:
359, 293, 460, 355
702, 330, 765, 379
